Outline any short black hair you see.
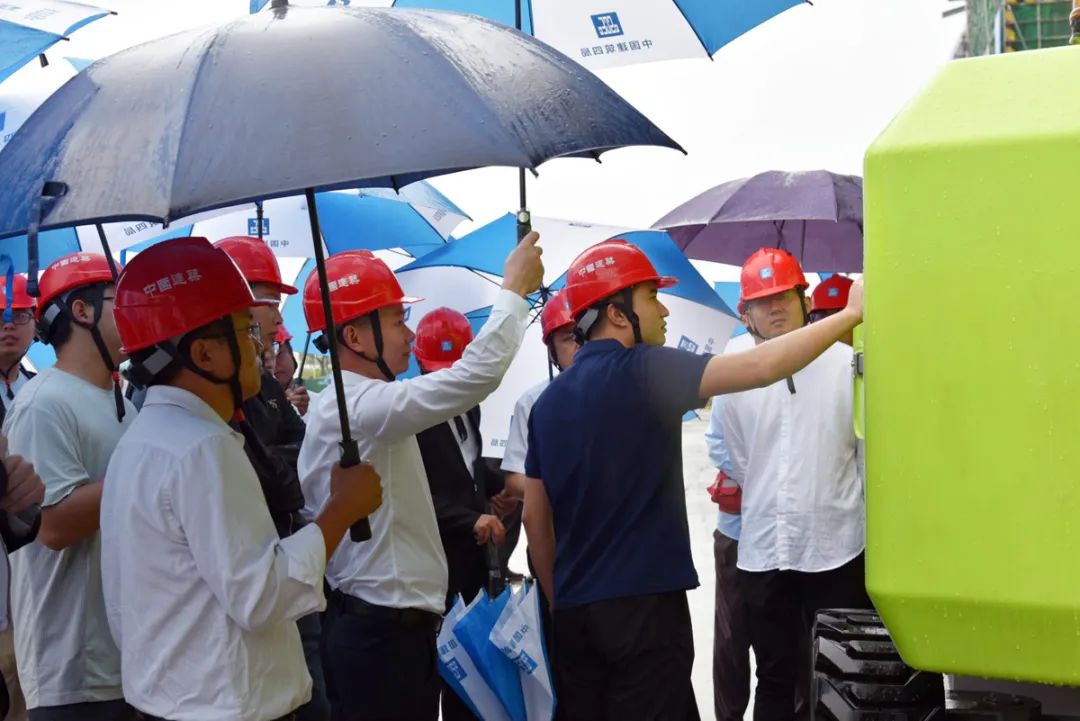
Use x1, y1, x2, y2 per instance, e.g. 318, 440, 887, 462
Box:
46, 284, 108, 350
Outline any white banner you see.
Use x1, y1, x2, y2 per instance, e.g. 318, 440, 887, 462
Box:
532, 0, 707, 71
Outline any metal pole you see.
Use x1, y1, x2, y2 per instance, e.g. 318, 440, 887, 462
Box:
304, 188, 371, 542
296, 332, 312, 386
95, 224, 121, 282
256, 200, 265, 240
515, 0, 531, 242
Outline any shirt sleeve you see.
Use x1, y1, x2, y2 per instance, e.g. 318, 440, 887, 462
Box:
350, 290, 530, 443
500, 392, 534, 475
638, 346, 713, 419
168, 433, 326, 631
704, 395, 737, 479
524, 409, 542, 480
722, 397, 748, 484
4, 399, 89, 507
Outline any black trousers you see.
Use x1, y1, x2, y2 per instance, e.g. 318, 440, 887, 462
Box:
740, 553, 873, 721
713, 532, 751, 721
322, 592, 441, 721
31, 701, 135, 721
553, 591, 700, 721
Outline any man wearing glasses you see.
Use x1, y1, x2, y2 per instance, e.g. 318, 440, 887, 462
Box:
3, 253, 138, 721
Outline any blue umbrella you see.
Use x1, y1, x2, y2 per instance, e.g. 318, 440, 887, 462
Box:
392, 0, 805, 70
117, 184, 467, 260
0, 5, 680, 541
0, 1, 113, 84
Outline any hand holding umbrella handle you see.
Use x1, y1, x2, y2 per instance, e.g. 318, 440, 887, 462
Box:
340, 438, 373, 542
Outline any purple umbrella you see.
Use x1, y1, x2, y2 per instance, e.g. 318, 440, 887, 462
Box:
653, 170, 863, 272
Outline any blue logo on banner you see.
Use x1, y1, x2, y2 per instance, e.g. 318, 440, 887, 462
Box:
248, 217, 270, 236
444, 658, 467, 682
0, 112, 5, 132
678, 335, 699, 353
591, 13, 623, 38
403, 306, 412, 322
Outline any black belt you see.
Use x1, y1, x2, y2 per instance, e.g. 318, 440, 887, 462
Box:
331, 589, 441, 630
137, 714, 294, 721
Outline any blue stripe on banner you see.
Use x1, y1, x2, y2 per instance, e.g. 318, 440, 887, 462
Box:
673, 0, 803, 56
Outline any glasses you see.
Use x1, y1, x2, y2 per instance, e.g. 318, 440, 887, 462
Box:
202, 322, 262, 346
242, 322, 262, 345
3, 310, 34, 326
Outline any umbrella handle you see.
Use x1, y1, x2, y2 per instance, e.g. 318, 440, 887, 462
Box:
341, 438, 373, 542
516, 209, 531, 242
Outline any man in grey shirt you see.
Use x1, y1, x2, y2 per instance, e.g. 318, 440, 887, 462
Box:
4, 253, 136, 721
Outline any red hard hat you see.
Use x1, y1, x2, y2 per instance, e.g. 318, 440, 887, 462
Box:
213, 235, 297, 296
540, 292, 573, 343
564, 239, 677, 318
275, 325, 293, 345
114, 237, 268, 354
811, 274, 853, 312
302, 250, 421, 334
35, 252, 115, 321
738, 248, 808, 313
414, 307, 473, 372
1, 274, 35, 310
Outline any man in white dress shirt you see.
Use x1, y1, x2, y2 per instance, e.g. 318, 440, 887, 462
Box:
723, 248, 870, 721
298, 233, 543, 721
101, 238, 382, 721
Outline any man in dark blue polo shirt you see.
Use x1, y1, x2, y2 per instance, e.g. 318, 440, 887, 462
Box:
523, 239, 863, 721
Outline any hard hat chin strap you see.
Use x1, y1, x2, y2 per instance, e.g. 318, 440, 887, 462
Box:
126, 317, 247, 420
574, 288, 643, 345
42, 284, 125, 422
331, 310, 396, 382
743, 290, 810, 394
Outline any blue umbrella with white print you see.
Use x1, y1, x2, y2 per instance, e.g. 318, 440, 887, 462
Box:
394, 215, 737, 456
391, 0, 806, 71
0, 1, 113, 84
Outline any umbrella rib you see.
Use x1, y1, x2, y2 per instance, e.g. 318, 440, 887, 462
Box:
166, 22, 237, 223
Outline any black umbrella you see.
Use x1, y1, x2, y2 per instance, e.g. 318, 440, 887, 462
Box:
0, 5, 682, 540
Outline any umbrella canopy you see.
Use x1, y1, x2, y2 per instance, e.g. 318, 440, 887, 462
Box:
0, 5, 681, 239
392, 0, 806, 70
0, 1, 112, 84
653, 170, 864, 272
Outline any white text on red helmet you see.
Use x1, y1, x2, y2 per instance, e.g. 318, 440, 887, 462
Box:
52, 254, 94, 270
328, 273, 360, 293
142, 268, 203, 297
577, 256, 617, 277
